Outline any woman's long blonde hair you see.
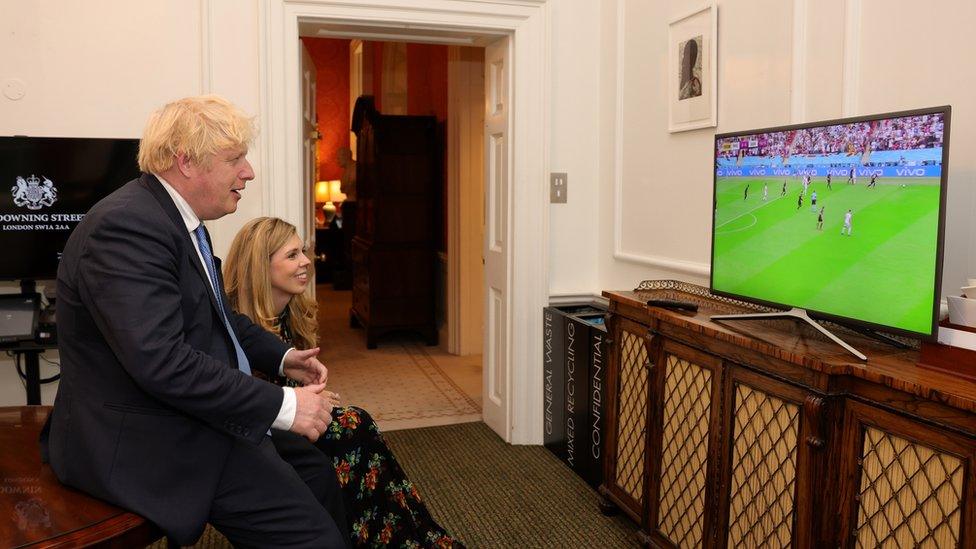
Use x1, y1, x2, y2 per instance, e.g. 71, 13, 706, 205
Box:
223, 217, 317, 349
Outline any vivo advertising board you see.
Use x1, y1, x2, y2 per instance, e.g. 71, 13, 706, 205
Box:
715, 165, 942, 178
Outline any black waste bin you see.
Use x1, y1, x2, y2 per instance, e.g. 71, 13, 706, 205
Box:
574, 312, 608, 488
542, 302, 606, 484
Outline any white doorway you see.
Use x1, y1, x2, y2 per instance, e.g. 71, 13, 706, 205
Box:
259, 0, 550, 445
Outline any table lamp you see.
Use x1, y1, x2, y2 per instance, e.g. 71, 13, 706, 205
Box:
316, 180, 345, 224
314, 180, 330, 226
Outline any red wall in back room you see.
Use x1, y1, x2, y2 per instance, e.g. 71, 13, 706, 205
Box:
304, 38, 449, 251
300, 37, 350, 182
406, 43, 448, 251
406, 43, 448, 122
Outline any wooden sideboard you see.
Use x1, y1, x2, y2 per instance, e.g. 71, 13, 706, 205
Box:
600, 282, 976, 548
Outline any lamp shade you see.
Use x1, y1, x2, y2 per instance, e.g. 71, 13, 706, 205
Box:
315, 180, 331, 203
328, 180, 346, 202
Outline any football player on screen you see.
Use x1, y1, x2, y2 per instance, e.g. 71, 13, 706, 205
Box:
841, 209, 854, 236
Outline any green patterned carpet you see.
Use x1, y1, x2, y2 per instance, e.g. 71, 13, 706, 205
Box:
151, 422, 638, 548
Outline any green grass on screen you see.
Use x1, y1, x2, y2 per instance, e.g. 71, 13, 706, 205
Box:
712, 176, 941, 334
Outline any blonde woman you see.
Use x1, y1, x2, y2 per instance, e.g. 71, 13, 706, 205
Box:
225, 217, 463, 549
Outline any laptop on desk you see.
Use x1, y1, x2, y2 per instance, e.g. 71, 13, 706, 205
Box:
0, 294, 39, 344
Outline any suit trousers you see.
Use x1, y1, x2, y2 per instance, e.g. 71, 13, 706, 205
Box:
207, 433, 351, 549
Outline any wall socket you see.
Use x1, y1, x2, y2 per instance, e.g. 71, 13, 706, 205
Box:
550, 172, 567, 203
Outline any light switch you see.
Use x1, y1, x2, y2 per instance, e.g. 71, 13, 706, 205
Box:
550, 172, 567, 204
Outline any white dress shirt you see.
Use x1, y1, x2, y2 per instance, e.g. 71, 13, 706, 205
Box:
155, 174, 297, 430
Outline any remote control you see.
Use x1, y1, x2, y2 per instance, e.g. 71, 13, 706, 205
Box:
646, 299, 699, 312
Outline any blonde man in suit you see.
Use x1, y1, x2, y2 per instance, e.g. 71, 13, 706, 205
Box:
42, 96, 349, 548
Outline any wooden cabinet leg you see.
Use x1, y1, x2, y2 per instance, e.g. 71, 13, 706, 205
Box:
597, 494, 620, 517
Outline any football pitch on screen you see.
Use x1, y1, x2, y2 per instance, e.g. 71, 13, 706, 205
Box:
712, 176, 941, 334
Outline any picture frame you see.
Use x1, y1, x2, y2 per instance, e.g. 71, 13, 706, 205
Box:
668, 4, 717, 132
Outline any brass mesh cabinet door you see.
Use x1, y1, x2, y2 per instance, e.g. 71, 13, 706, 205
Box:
841, 401, 976, 549
602, 316, 652, 522
725, 369, 809, 547
648, 341, 724, 548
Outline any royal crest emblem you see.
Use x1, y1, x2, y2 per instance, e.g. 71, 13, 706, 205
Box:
11, 175, 58, 210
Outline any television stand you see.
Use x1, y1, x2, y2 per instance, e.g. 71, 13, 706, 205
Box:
711, 307, 867, 361
835, 320, 912, 350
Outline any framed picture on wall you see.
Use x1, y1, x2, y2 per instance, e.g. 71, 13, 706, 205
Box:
668, 4, 717, 132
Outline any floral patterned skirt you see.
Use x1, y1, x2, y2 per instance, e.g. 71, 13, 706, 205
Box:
319, 406, 464, 548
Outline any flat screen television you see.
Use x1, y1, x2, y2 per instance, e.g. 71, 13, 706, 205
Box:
0, 137, 140, 280
711, 106, 949, 339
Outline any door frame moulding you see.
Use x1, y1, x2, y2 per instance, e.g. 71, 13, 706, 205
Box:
257, 0, 551, 444
446, 45, 485, 357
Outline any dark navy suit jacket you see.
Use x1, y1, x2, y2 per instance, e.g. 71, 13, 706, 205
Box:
41, 173, 289, 543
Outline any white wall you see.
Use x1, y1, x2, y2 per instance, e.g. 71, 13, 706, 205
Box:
599, 0, 976, 302
202, 0, 267, 256
0, 0, 201, 138
852, 0, 976, 300
0, 0, 267, 404
0, 0, 268, 255
547, 0, 602, 297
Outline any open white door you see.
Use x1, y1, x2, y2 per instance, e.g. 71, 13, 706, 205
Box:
300, 42, 318, 248
482, 37, 511, 438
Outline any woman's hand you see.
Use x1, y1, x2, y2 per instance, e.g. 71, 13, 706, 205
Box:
283, 347, 329, 385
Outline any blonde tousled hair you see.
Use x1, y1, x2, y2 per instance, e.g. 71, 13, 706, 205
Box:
223, 217, 317, 350
138, 95, 256, 173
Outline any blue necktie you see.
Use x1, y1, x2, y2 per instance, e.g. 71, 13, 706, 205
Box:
193, 224, 253, 376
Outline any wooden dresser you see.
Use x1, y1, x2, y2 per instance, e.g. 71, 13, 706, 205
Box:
601, 280, 976, 548
349, 96, 439, 349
